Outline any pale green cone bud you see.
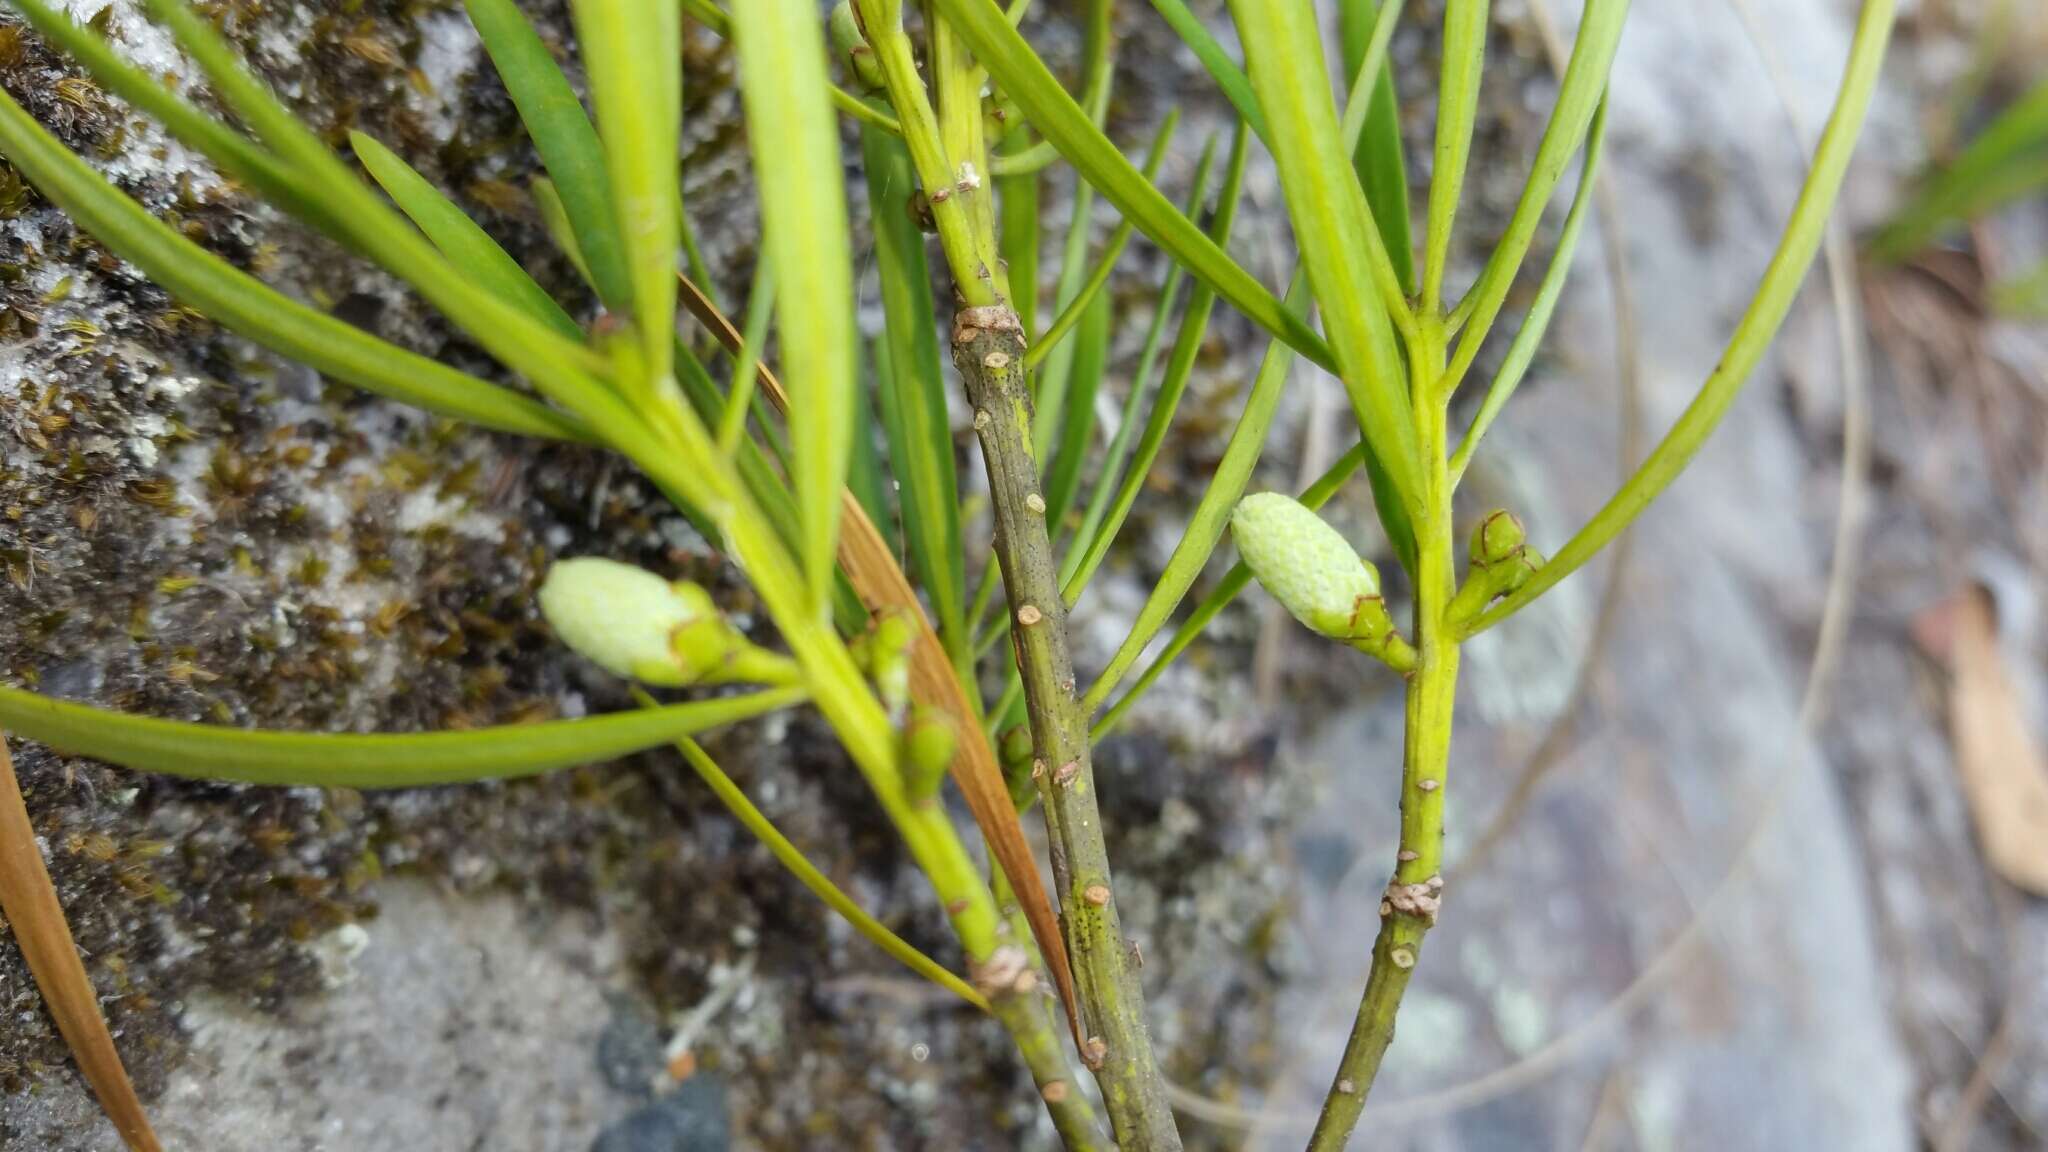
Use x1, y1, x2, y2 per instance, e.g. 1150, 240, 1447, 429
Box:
829, 2, 885, 90
1232, 493, 1384, 641
539, 558, 793, 686
540, 557, 708, 686
901, 707, 956, 802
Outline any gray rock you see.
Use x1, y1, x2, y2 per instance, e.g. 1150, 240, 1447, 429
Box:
592, 1076, 729, 1152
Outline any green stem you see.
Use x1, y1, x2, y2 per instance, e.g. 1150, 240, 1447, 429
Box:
953, 308, 1182, 1150
1308, 324, 1460, 1145
853, 0, 1000, 305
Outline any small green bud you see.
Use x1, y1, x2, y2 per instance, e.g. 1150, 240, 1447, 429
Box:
997, 724, 1035, 808
861, 610, 917, 716
1470, 510, 1527, 568
901, 707, 956, 801
1231, 493, 1384, 641
830, 1, 886, 89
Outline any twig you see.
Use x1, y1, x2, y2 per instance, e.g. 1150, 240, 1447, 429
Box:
0, 736, 163, 1152
675, 273, 1075, 1027
954, 304, 1181, 1149
1305, 316, 1462, 1148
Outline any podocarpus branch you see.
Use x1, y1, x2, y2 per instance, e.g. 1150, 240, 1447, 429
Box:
953, 305, 1181, 1150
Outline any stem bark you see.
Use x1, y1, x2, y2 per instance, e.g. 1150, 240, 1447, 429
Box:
1308, 324, 1461, 1148
954, 305, 1182, 1150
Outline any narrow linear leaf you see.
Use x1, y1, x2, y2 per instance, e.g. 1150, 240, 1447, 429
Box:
1144, 0, 1267, 139
1228, 0, 1423, 517
0, 685, 806, 789
1062, 121, 1249, 603
573, 0, 680, 384
1042, 288, 1110, 531
464, 0, 632, 310
8, 0, 330, 238
1024, 111, 1179, 373
140, 0, 619, 406
0, 742, 163, 1152
1028, 167, 1098, 464
926, 0, 1336, 373
1081, 274, 1308, 714
718, 258, 777, 455
0, 87, 581, 440
1448, 96, 1608, 487
667, 731, 987, 1010
1442, 0, 1627, 394
1868, 80, 2048, 262
728, 0, 858, 614
350, 131, 584, 342
1339, 0, 1415, 294
865, 125, 967, 660
848, 346, 897, 557
996, 129, 1044, 340
1062, 129, 1222, 591
1422, 0, 1489, 311
1463, 0, 1896, 638
531, 176, 596, 287
665, 0, 903, 137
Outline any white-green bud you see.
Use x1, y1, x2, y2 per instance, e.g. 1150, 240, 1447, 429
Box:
1231, 493, 1383, 641
538, 558, 804, 687
539, 558, 710, 685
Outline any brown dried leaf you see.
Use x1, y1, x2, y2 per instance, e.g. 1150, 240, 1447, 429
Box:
1918, 587, 2048, 896
0, 736, 162, 1150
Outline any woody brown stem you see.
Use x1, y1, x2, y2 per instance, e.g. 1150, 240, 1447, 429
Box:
953, 305, 1181, 1150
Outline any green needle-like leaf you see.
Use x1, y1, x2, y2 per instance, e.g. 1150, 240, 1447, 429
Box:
0, 685, 805, 790
1061, 130, 1222, 593
1339, 0, 1415, 295
531, 177, 596, 288
1441, 0, 1627, 395
1042, 288, 1110, 531
140, 0, 620, 410
670, 733, 987, 1010
0, 86, 581, 441
1144, 0, 1267, 140
848, 348, 897, 557
1024, 112, 1180, 373
1422, 0, 1489, 312
1462, 0, 1896, 639
925, 0, 1336, 373
1062, 122, 1249, 604
1867, 80, 2048, 262
864, 125, 966, 662
464, 0, 632, 311
7, 0, 334, 237
1081, 273, 1308, 715
1448, 96, 1608, 488
350, 131, 584, 343
996, 131, 1044, 340
573, 0, 680, 385
728, 0, 858, 615
1228, 0, 1422, 517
